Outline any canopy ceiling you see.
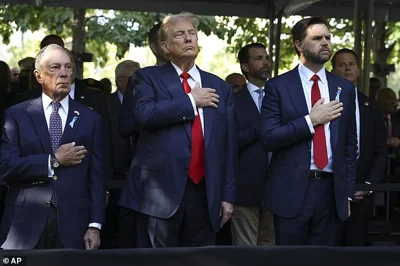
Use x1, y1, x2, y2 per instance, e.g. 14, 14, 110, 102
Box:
3, 0, 400, 21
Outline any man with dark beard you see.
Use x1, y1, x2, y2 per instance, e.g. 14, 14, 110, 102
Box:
260, 16, 357, 245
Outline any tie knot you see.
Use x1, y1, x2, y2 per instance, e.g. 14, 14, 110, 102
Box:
180, 72, 190, 80
255, 88, 264, 94
52, 102, 61, 112
311, 74, 319, 82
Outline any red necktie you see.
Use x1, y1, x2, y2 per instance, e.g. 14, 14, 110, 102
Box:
181, 72, 205, 184
311, 74, 328, 170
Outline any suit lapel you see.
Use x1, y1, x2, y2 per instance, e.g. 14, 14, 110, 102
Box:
326, 71, 339, 151
286, 68, 309, 117
358, 92, 369, 154
27, 97, 52, 154
161, 62, 191, 139
239, 88, 260, 115
60, 98, 82, 145
200, 71, 214, 149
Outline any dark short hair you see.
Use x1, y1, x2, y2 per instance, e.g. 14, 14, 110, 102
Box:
237, 43, 267, 77
291, 16, 328, 56
40, 34, 64, 49
148, 23, 161, 44
331, 48, 359, 69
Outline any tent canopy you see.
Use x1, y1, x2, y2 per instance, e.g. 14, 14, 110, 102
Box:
3, 0, 400, 21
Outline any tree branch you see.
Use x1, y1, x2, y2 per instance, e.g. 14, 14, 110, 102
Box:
85, 15, 106, 23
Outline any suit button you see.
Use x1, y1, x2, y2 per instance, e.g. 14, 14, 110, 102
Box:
183, 116, 186, 120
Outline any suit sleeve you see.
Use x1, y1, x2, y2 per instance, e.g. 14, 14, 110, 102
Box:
88, 114, 106, 224
0, 109, 48, 183
365, 101, 388, 184
344, 87, 358, 198
134, 70, 196, 129
261, 80, 313, 151
223, 84, 237, 203
237, 119, 260, 149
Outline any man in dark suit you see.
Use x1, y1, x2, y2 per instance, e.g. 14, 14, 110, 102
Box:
0, 44, 105, 249
332, 48, 387, 246
231, 42, 274, 246
103, 60, 140, 248
119, 12, 237, 247
261, 16, 357, 245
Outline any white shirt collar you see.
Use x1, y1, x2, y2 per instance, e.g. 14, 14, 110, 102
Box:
69, 83, 75, 100
298, 63, 327, 84
42, 92, 69, 115
247, 82, 263, 93
171, 62, 201, 84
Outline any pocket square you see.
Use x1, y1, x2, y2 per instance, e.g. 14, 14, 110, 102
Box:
335, 87, 342, 101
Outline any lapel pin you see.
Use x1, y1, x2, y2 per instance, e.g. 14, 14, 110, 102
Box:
365, 101, 369, 106
80, 96, 85, 99
69, 111, 80, 128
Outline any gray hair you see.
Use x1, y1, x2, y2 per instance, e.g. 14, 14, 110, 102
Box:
159, 12, 199, 42
35, 44, 75, 73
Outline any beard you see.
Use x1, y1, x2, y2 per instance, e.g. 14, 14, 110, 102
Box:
302, 47, 331, 65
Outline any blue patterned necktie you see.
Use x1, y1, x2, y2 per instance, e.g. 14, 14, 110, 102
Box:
255, 88, 264, 112
49, 101, 62, 207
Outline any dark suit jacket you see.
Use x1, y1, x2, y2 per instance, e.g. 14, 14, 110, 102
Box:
0, 97, 106, 249
234, 88, 268, 206
261, 67, 357, 221
391, 110, 400, 178
356, 92, 387, 184
118, 62, 237, 232
106, 92, 132, 179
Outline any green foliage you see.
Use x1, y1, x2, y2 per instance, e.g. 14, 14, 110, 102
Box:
0, 4, 226, 68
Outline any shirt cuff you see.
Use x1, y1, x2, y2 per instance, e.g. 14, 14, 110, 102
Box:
48, 155, 54, 178
88, 223, 102, 230
348, 197, 352, 201
187, 93, 198, 116
305, 115, 315, 134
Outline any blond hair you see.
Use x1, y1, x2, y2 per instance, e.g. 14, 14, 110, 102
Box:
159, 12, 199, 42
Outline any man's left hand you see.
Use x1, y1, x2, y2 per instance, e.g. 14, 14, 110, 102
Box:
84, 228, 101, 250
353, 191, 369, 202
220, 201, 233, 228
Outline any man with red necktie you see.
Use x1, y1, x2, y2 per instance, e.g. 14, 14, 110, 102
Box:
260, 16, 357, 245
118, 12, 237, 247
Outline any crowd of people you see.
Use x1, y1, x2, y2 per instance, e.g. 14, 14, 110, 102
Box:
0, 12, 399, 250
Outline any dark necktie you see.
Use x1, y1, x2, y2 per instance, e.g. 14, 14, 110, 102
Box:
49, 101, 62, 206
311, 74, 328, 170
384, 115, 392, 137
180, 72, 205, 184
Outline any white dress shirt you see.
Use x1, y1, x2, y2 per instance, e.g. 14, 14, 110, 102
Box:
117, 90, 124, 104
298, 63, 333, 172
42, 93, 101, 230
247, 82, 264, 112
171, 62, 204, 135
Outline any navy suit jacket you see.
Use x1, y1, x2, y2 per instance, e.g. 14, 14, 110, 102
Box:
234, 88, 268, 206
261, 67, 357, 221
0, 97, 105, 249
118, 62, 237, 232
356, 92, 387, 184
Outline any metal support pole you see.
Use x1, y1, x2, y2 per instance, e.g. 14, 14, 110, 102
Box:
274, 12, 283, 77
353, 0, 362, 88
268, 1, 275, 76
362, 0, 374, 95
